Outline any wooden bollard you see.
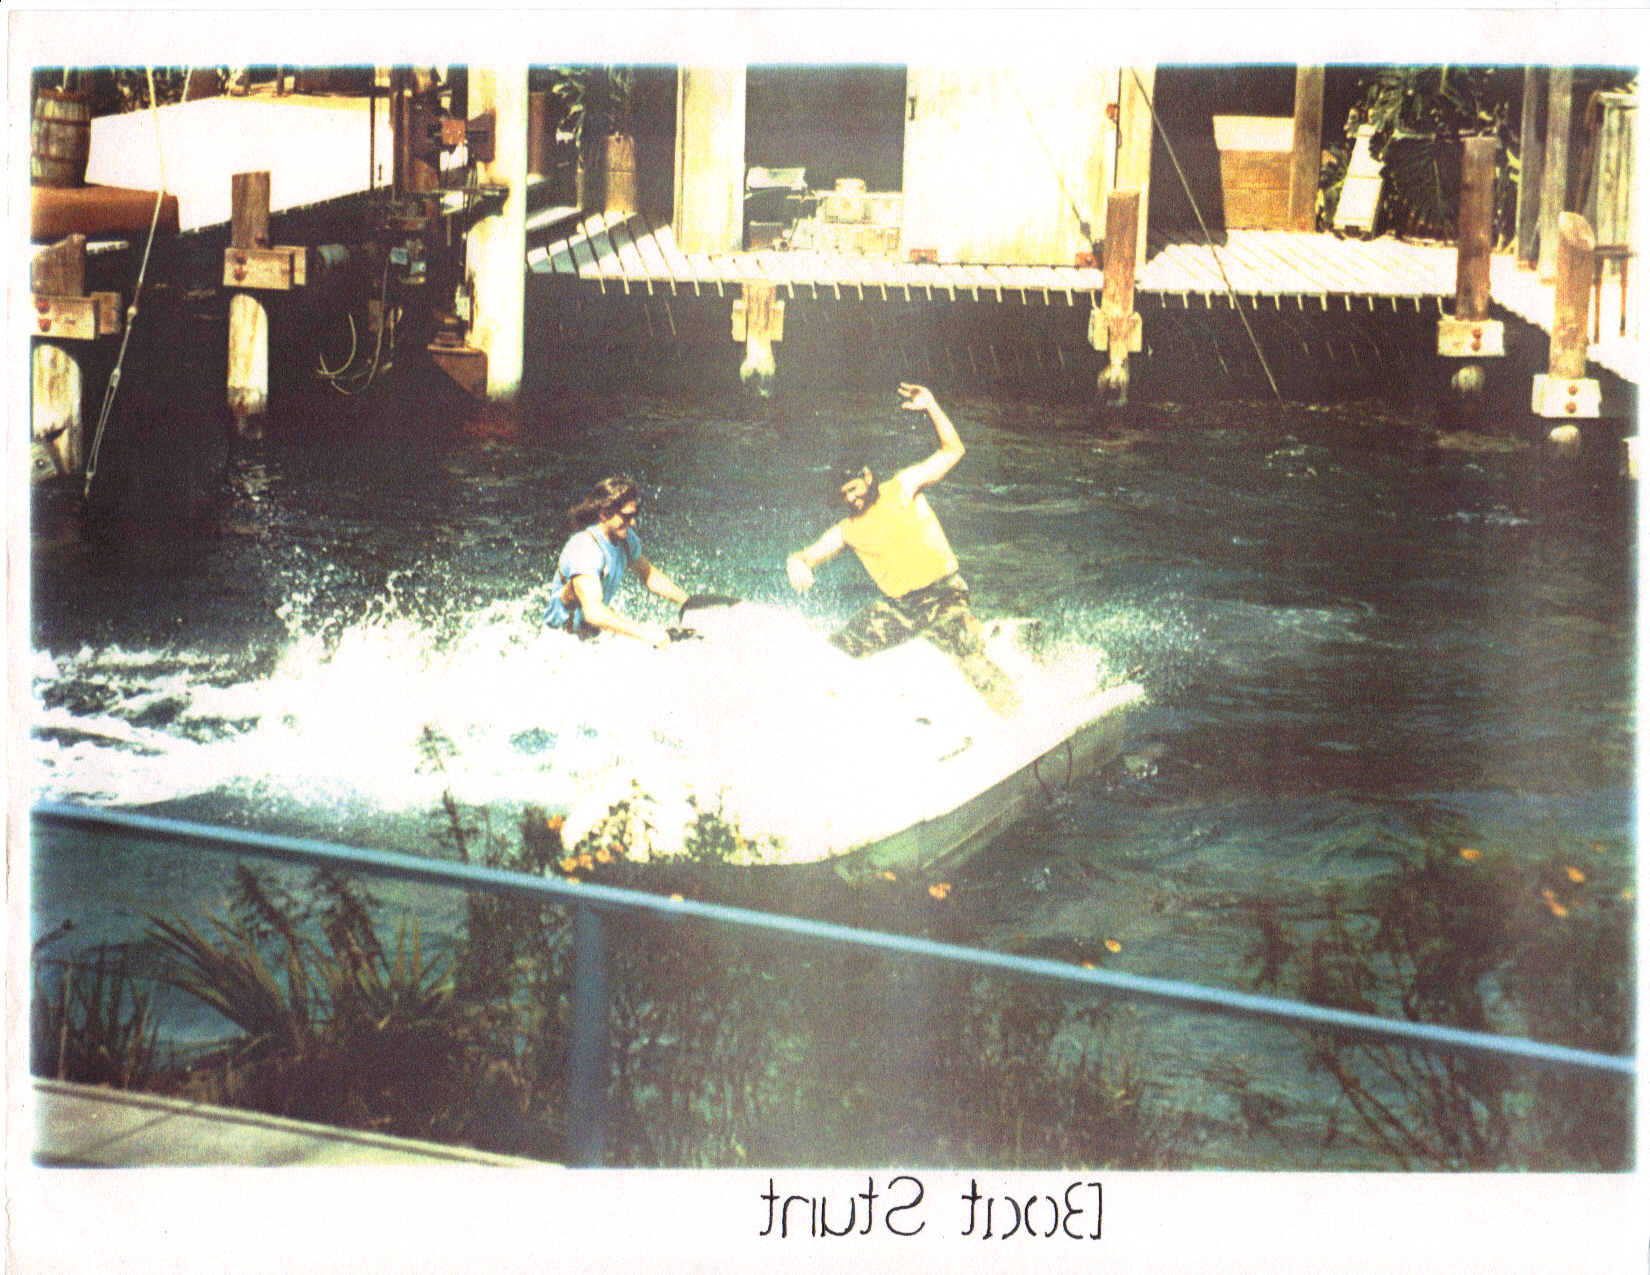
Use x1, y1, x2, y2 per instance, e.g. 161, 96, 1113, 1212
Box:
733, 280, 784, 396
1437, 136, 1504, 359
224, 171, 307, 435
1090, 190, 1143, 404
1531, 212, 1600, 419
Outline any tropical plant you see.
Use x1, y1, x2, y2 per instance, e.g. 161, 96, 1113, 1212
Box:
1339, 66, 1524, 241
548, 65, 635, 156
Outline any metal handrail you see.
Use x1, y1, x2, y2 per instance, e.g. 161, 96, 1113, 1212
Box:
30, 802, 1636, 1163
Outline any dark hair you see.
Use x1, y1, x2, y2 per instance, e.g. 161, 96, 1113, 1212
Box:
828, 457, 875, 507
568, 476, 640, 529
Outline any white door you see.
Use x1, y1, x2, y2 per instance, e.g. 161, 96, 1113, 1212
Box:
901, 67, 1118, 265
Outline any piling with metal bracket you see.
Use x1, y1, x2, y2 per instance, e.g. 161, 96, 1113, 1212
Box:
1531, 212, 1600, 421
1092, 190, 1142, 404
224, 172, 308, 437
1438, 137, 1504, 417
734, 279, 784, 395
30, 233, 121, 479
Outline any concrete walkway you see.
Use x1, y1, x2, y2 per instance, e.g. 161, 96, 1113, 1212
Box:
30, 1078, 551, 1167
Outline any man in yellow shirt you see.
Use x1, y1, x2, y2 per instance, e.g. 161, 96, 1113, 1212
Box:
786, 383, 1017, 713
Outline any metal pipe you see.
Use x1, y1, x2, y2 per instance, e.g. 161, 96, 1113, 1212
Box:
567, 904, 610, 1166
30, 802, 1637, 1079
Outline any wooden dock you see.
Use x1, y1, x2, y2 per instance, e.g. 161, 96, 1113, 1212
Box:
531, 210, 1639, 384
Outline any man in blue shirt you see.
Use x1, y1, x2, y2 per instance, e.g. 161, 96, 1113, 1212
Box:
544, 477, 689, 649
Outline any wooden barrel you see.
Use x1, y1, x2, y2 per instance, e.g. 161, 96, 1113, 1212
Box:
31, 90, 92, 188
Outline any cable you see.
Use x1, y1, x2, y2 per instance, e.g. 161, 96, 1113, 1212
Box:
1003, 69, 1094, 245
1128, 68, 1282, 401
83, 66, 181, 500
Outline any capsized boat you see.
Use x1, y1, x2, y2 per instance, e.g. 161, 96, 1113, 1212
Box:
562, 599, 1144, 878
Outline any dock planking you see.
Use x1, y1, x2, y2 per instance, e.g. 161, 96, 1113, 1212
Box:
532, 213, 1637, 382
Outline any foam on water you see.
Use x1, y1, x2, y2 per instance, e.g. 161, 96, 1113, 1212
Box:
31, 583, 1152, 863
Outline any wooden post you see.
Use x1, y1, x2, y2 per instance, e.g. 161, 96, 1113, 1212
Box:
1116, 68, 1156, 267
1091, 190, 1142, 403
227, 172, 271, 434
467, 66, 529, 403
32, 344, 82, 481
734, 279, 783, 395
1531, 212, 1600, 419
675, 68, 746, 255
1288, 66, 1325, 232
31, 234, 120, 480
1536, 68, 1573, 282
1515, 67, 1545, 267
1438, 137, 1505, 361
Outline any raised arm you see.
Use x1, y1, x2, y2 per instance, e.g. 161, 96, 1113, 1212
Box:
786, 522, 845, 593
891, 383, 964, 495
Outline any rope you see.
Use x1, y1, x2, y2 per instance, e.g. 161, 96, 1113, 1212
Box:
83, 66, 181, 500
32, 801, 1637, 1079
1127, 68, 1282, 401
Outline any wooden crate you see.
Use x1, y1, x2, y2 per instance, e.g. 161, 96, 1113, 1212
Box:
1214, 115, 1294, 230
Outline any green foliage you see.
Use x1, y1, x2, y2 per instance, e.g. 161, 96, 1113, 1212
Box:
31, 944, 160, 1089
549, 65, 635, 156
1250, 845, 1632, 1170
1343, 66, 1523, 240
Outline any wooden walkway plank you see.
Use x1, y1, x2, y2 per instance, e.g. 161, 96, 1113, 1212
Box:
1224, 231, 1336, 300
1149, 242, 1230, 296
584, 215, 630, 294
567, 227, 603, 293
647, 223, 705, 296
958, 263, 1000, 301
627, 215, 680, 294
1358, 237, 1455, 294
1220, 231, 1325, 295
1328, 235, 1447, 296
1270, 232, 1396, 299
606, 217, 654, 296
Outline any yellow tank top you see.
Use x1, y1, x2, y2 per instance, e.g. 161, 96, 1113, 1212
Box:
839, 477, 959, 598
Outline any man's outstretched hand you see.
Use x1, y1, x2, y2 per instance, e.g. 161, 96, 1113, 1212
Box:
898, 383, 938, 414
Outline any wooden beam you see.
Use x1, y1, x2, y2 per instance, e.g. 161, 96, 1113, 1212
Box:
231, 171, 271, 251
1289, 66, 1325, 232
1515, 66, 1545, 267
1454, 136, 1497, 321
1536, 68, 1573, 282
674, 68, 746, 255
1116, 67, 1155, 266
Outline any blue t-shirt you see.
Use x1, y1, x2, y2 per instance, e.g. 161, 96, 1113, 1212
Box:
544, 526, 641, 630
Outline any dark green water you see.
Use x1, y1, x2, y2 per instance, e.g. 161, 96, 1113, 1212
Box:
29, 370, 1636, 1165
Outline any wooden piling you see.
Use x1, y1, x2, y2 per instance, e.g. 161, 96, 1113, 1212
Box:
1536, 68, 1572, 282
1437, 137, 1505, 360
1454, 137, 1496, 322
1288, 66, 1325, 233
1515, 66, 1544, 267
1116, 69, 1155, 268
1093, 190, 1142, 403
735, 279, 783, 394
228, 172, 271, 433
1531, 211, 1600, 419
32, 343, 83, 480
1550, 213, 1594, 380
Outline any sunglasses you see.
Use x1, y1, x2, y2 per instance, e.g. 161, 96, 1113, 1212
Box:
614, 506, 640, 524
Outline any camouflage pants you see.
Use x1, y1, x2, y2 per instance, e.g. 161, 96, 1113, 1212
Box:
831, 574, 1019, 713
